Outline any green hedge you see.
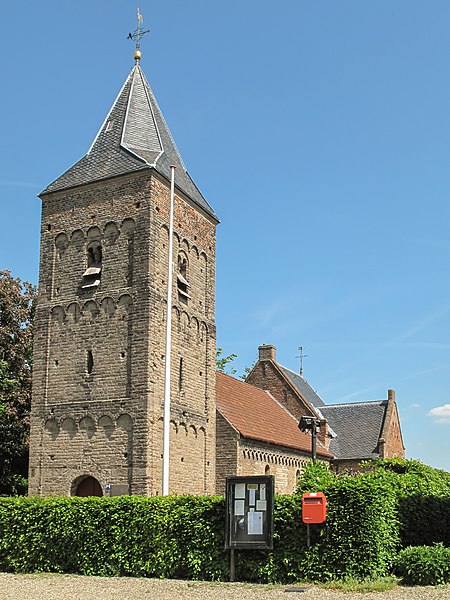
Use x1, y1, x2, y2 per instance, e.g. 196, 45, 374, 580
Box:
297, 460, 450, 550
367, 459, 450, 548
0, 475, 398, 583
0, 460, 448, 583
395, 544, 450, 585
0, 495, 227, 579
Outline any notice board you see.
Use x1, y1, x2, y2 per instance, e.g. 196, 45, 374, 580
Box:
225, 475, 274, 549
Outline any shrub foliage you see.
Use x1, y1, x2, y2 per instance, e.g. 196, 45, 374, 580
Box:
363, 459, 450, 548
0, 459, 448, 583
0, 495, 227, 579
395, 544, 450, 585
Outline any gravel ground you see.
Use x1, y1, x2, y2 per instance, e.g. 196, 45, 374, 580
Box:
0, 573, 448, 600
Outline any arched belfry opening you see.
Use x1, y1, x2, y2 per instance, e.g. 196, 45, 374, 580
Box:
177, 254, 190, 305
87, 241, 102, 267
74, 476, 103, 497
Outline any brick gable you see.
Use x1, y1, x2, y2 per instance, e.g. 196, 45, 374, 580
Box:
216, 372, 332, 459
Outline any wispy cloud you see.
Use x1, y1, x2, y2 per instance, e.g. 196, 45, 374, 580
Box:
298, 287, 389, 334
391, 364, 447, 385
0, 180, 41, 189
319, 377, 359, 396
251, 301, 288, 330
250, 286, 389, 340
310, 341, 450, 351
326, 365, 446, 405
391, 302, 450, 345
308, 302, 450, 381
399, 342, 450, 349
428, 404, 450, 425
334, 385, 380, 403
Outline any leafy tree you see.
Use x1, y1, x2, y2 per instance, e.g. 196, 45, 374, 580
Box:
240, 361, 256, 381
215, 347, 237, 375
0, 270, 36, 495
216, 347, 254, 380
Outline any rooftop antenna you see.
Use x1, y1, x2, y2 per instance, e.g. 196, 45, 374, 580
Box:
296, 346, 308, 376
127, 8, 150, 62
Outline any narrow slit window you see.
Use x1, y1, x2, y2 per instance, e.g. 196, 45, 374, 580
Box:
178, 357, 183, 391
87, 350, 94, 374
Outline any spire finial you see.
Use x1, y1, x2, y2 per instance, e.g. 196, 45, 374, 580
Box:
127, 7, 150, 63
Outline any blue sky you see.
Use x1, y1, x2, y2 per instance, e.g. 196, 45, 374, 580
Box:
1, 1, 450, 471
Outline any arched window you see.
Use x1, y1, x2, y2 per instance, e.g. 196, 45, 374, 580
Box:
82, 241, 103, 289
265, 464, 270, 476
177, 254, 190, 305
87, 241, 102, 267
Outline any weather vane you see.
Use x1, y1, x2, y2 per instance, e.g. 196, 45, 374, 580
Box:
296, 346, 308, 376
127, 8, 150, 61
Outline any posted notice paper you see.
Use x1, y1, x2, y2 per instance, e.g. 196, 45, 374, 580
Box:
247, 511, 263, 535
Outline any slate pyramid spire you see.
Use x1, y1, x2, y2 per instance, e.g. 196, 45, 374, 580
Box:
42, 63, 216, 220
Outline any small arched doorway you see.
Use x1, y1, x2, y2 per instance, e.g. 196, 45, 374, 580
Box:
75, 476, 103, 497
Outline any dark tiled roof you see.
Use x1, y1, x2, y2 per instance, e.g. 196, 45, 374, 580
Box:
216, 372, 332, 458
41, 64, 217, 220
278, 366, 326, 407
319, 401, 387, 460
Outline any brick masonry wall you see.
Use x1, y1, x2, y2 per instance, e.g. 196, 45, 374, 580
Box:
236, 439, 314, 494
381, 402, 405, 459
215, 413, 238, 495
332, 459, 364, 473
29, 169, 217, 497
246, 361, 316, 422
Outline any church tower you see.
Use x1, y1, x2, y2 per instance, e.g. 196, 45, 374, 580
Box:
29, 43, 218, 496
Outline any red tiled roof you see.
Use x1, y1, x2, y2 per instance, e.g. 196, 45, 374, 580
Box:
216, 372, 332, 458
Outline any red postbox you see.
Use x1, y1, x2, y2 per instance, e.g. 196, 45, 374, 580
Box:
302, 492, 327, 524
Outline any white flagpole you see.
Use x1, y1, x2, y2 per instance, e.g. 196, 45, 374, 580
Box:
162, 165, 176, 496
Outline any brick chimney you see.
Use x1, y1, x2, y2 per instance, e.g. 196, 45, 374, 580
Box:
258, 344, 277, 362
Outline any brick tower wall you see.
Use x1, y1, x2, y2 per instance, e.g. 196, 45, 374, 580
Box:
29, 170, 217, 497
